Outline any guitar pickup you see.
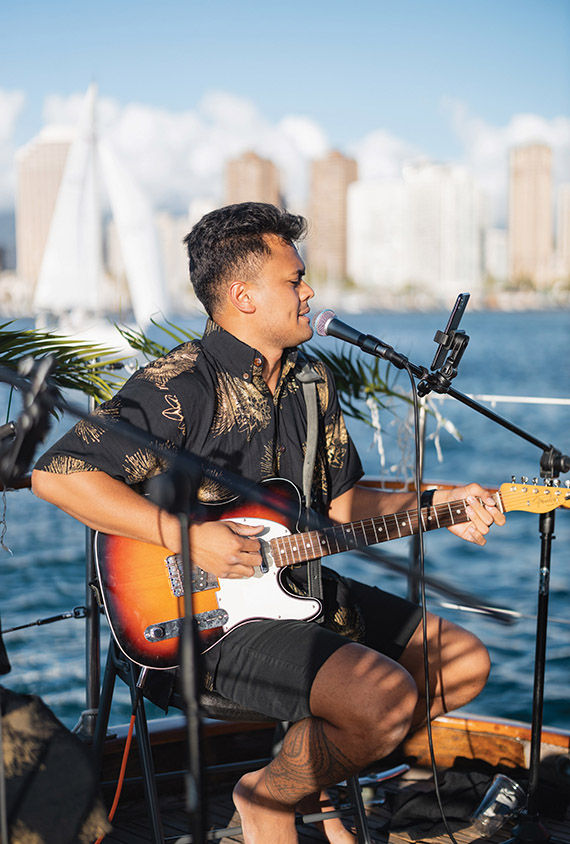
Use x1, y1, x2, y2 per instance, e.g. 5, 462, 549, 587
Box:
144, 609, 229, 643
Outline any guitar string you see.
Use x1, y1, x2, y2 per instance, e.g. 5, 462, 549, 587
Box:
269, 497, 477, 568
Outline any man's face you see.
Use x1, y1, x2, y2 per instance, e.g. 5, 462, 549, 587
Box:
248, 235, 314, 352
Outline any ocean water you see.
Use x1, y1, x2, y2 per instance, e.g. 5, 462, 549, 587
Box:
1, 308, 569, 731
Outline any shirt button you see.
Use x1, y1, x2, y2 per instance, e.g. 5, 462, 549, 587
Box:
253, 357, 262, 367
243, 372, 249, 380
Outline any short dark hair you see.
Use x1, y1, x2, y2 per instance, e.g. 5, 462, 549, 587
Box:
184, 202, 307, 316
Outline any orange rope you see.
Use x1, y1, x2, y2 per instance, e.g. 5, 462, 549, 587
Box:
93, 713, 136, 844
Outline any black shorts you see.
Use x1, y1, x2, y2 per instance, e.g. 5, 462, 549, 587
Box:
202, 577, 422, 722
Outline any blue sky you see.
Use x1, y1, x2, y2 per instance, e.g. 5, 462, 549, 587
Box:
1, 0, 569, 217
3, 0, 569, 152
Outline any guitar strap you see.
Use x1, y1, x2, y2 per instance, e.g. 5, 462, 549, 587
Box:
295, 360, 324, 606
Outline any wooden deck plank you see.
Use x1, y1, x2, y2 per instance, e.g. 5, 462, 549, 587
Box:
105, 796, 570, 844
105, 792, 570, 844
103, 756, 570, 844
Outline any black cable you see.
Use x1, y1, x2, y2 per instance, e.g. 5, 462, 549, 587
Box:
0, 704, 8, 844
404, 361, 459, 844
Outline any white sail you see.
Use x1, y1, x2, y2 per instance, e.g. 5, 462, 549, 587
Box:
34, 83, 168, 330
99, 140, 169, 328
34, 84, 103, 315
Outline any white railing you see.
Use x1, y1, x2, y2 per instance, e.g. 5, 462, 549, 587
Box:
432, 394, 570, 407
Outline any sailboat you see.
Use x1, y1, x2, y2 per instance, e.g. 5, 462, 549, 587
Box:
33, 84, 169, 348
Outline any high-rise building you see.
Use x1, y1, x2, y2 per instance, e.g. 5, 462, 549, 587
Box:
307, 150, 357, 285
484, 228, 508, 285
508, 144, 553, 287
404, 162, 482, 300
156, 211, 197, 310
15, 129, 72, 293
347, 179, 407, 290
347, 163, 483, 301
224, 151, 281, 206
556, 183, 570, 280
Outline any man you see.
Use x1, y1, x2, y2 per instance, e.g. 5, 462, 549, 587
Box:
32, 203, 505, 844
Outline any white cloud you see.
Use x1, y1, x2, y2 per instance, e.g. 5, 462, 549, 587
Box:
43, 90, 121, 131
41, 88, 329, 213
349, 129, 422, 181
443, 98, 570, 225
0, 88, 25, 209
3, 85, 569, 229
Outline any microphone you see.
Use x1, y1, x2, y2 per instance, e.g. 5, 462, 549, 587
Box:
313, 310, 409, 368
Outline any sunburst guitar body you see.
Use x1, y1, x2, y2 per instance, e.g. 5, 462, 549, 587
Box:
94, 477, 569, 669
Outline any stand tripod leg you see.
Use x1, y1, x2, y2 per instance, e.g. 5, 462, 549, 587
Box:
504, 509, 555, 844
92, 639, 119, 774
128, 663, 165, 844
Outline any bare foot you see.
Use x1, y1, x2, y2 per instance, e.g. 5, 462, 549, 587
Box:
297, 790, 356, 844
233, 769, 298, 844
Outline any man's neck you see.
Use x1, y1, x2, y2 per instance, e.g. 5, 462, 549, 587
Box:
262, 353, 283, 394
214, 315, 286, 394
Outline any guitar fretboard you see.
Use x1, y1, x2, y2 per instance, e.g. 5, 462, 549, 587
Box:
269, 493, 501, 568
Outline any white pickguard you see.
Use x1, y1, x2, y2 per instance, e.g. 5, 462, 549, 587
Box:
201, 516, 322, 652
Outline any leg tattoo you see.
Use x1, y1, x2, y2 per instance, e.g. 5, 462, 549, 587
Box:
264, 718, 358, 806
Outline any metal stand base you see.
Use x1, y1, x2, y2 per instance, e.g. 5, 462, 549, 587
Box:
504, 812, 551, 843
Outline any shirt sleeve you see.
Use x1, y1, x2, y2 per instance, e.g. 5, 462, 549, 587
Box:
34, 368, 187, 487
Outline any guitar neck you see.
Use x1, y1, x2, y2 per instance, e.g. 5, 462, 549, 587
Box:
269, 491, 503, 568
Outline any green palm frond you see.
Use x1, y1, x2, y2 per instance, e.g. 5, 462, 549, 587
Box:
0, 322, 127, 403
116, 317, 199, 362
307, 344, 411, 424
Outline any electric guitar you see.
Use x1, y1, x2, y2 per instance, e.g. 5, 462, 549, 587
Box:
94, 478, 570, 669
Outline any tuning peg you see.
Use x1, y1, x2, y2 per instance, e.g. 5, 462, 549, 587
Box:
511, 475, 517, 483
553, 479, 561, 487
532, 477, 539, 484
521, 476, 528, 484
565, 480, 570, 489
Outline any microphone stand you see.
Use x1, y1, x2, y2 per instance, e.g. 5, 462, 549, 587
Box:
147, 468, 206, 844
331, 318, 569, 843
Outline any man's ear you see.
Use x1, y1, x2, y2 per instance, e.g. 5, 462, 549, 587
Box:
228, 280, 256, 314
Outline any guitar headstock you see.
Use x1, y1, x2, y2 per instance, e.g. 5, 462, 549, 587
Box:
500, 481, 570, 514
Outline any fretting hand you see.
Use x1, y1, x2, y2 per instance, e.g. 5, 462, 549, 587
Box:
433, 483, 506, 545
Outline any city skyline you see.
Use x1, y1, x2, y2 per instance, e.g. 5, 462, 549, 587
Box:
1, 0, 569, 229
11, 127, 569, 317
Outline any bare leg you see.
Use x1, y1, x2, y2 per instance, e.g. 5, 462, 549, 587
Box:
399, 611, 491, 729
233, 642, 418, 843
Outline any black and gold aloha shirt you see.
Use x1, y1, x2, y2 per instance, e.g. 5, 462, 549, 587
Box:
36, 319, 363, 512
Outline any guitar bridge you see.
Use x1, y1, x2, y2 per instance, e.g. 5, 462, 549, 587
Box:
144, 609, 229, 643
165, 555, 219, 597
165, 555, 184, 597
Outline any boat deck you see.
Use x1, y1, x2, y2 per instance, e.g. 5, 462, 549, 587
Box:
104, 766, 570, 843
99, 714, 570, 844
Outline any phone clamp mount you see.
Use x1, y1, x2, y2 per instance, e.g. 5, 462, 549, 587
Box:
416, 326, 470, 397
